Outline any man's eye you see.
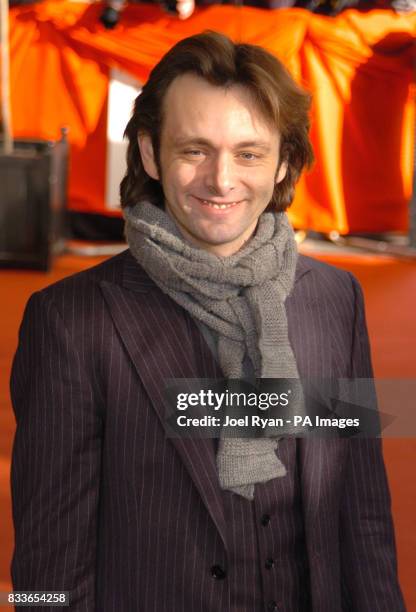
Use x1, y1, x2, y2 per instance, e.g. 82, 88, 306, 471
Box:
240, 152, 258, 161
184, 150, 203, 156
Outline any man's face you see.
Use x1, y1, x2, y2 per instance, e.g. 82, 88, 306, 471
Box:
139, 74, 287, 257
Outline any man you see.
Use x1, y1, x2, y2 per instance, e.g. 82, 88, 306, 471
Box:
11, 32, 405, 611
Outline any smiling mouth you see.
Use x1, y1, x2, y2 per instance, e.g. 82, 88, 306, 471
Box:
194, 197, 241, 210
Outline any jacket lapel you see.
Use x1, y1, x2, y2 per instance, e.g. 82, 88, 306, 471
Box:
100, 252, 228, 549
290, 256, 349, 561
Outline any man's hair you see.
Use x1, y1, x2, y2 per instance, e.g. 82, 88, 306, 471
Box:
120, 31, 314, 211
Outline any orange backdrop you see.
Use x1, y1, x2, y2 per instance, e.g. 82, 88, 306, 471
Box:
9, 2, 416, 233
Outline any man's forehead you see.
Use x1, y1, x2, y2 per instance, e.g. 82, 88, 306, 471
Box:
163, 74, 242, 114
161, 73, 278, 141
164, 72, 226, 98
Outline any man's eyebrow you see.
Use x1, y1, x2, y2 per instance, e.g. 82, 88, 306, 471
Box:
235, 140, 273, 152
173, 137, 273, 151
173, 137, 213, 148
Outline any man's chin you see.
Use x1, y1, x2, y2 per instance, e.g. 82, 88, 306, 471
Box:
192, 230, 241, 247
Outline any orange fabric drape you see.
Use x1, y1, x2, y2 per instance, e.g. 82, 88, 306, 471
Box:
9, 2, 416, 233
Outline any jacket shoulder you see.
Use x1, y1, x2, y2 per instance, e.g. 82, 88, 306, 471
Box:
295, 253, 361, 300
39, 249, 129, 298
297, 253, 354, 285
22, 250, 134, 340
292, 254, 363, 330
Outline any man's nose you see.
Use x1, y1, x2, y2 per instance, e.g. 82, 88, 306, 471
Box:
205, 154, 236, 196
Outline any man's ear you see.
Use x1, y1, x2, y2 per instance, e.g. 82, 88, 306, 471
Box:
137, 133, 159, 180
276, 159, 288, 184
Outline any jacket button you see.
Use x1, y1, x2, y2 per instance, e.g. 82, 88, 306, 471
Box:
261, 513, 271, 526
265, 557, 275, 570
267, 601, 278, 611
211, 564, 226, 580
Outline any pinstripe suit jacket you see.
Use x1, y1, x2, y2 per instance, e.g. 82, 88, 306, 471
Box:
10, 249, 405, 611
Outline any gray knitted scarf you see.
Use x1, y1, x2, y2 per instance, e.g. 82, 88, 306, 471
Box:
124, 201, 300, 500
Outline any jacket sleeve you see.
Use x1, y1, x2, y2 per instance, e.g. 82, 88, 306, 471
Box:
340, 274, 406, 611
10, 290, 102, 611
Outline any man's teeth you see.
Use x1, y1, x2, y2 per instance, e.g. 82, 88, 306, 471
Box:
201, 200, 236, 209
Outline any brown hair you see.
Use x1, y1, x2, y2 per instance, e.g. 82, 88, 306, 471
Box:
120, 31, 314, 211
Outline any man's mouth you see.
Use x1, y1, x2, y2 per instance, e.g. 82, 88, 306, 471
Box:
193, 197, 241, 210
